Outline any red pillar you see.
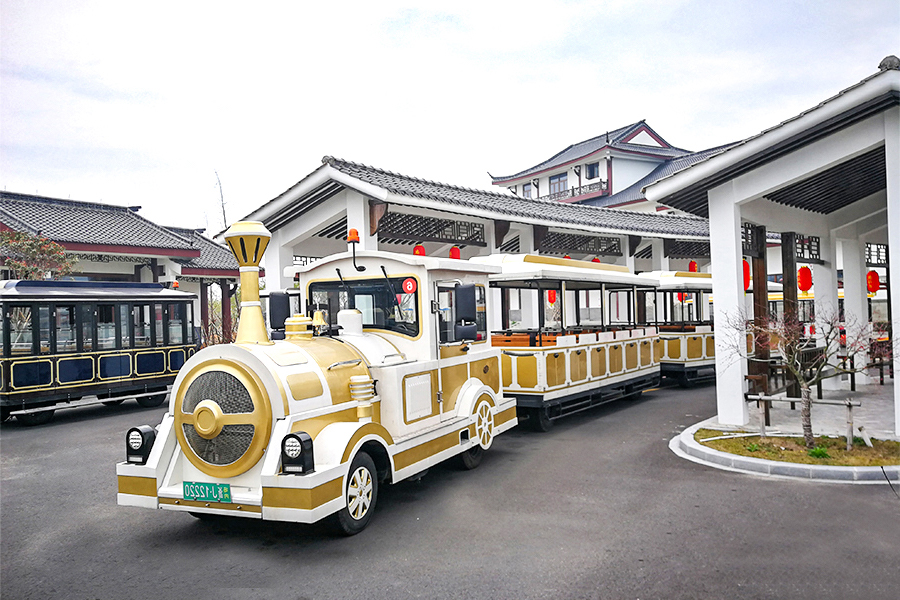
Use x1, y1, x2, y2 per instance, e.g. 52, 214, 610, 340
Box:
220, 279, 232, 343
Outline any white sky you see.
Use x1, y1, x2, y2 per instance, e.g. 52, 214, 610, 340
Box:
1, 0, 898, 234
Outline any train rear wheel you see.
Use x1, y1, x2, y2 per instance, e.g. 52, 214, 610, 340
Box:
17, 410, 55, 426
137, 392, 167, 408
334, 452, 378, 536
454, 445, 484, 470
529, 407, 553, 432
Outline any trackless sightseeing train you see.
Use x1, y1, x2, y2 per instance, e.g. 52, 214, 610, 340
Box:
1, 280, 197, 424
117, 222, 517, 534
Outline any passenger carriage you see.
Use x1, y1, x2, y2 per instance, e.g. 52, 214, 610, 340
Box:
117, 223, 517, 534
1, 279, 197, 425
471, 254, 661, 431
639, 271, 715, 386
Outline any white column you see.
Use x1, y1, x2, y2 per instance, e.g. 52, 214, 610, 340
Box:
345, 190, 375, 250
517, 226, 535, 254
263, 228, 295, 292
651, 238, 669, 271
708, 183, 748, 425
884, 106, 900, 436
841, 238, 871, 384
815, 233, 841, 390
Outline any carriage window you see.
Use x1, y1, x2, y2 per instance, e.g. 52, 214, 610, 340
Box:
38, 305, 51, 354
186, 304, 195, 344
133, 305, 151, 347
80, 305, 94, 351
97, 305, 116, 350
119, 304, 131, 348
543, 289, 561, 330
608, 290, 632, 326
154, 304, 164, 345
168, 303, 184, 344
56, 305, 77, 353
9, 306, 33, 355
475, 285, 487, 340
437, 283, 487, 342
308, 277, 419, 337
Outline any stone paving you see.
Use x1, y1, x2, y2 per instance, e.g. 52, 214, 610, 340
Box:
705, 376, 898, 442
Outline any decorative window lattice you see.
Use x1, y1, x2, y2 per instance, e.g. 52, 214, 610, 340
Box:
794, 235, 821, 262
866, 243, 889, 266
540, 233, 621, 256
378, 212, 486, 247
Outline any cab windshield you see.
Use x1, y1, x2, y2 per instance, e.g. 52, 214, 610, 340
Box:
308, 277, 419, 337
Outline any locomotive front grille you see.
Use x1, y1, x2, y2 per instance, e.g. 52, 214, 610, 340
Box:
182, 423, 255, 465
174, 360, 273, 478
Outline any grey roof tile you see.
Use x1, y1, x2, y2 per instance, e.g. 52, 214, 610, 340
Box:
165, 227, 239, 272
0, 192, 196, 252
324, 157, 709, 238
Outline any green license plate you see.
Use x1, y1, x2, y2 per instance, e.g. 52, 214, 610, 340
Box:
183, 481, 232, 503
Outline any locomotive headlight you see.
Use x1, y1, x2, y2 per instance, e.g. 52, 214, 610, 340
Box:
281, 432, 315, 474
126, 425, 156, 464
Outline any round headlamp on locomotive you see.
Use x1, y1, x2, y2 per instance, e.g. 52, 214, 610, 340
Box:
116, 221, 517, 534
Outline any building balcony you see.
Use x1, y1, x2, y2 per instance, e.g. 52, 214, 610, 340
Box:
539, 181, 608, 202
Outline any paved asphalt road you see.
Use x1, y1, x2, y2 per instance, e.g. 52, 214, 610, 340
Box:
2, 386, 899, 600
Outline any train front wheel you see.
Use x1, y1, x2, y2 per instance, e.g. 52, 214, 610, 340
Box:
334, 452, 378, 536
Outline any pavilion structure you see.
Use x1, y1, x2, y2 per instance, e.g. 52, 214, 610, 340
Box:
645, 56, 900, 436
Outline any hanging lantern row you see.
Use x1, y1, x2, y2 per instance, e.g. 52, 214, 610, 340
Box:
688, 260, 698, 272
797, 266, 813, 292
742, 259, 750, 292
867, 270, 881, 293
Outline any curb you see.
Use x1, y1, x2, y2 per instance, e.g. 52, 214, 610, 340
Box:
670, 418, 900, 484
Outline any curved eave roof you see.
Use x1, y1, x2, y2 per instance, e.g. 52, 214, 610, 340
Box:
643, 61, 900, 217
490, 121, 690, 184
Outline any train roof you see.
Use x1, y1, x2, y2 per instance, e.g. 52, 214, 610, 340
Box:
286, 249, 502, 280
0, 279, 197, 301
639, 271, 713, 291
471, 254, 656, 289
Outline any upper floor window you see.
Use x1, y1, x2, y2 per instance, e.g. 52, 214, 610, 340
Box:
549, 173, 567, 195
585, 162, 600, 179
522, 183, 532, 199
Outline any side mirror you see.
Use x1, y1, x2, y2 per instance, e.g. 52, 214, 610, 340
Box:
269, 291, 291, 330
454, 284, 477, 323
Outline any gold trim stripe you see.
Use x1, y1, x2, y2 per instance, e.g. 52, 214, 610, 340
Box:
394, 428, 465, 471
339, 423, 395, 463
160, 497, 262, 514
262, 478, 343, 510
118, 475, 157, 497
494, 406, 517, 427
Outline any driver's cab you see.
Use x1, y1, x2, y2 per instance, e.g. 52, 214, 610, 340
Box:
283, 249, 508, 440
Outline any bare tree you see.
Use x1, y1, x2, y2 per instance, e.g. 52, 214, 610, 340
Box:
724, 305, 892, 448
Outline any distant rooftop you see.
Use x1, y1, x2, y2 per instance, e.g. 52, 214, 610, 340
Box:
489, 120, 692, 184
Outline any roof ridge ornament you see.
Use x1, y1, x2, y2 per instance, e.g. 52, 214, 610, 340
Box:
878, 55, 899, 71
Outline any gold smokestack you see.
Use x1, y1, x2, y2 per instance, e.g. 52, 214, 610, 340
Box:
223, 221, 273, 345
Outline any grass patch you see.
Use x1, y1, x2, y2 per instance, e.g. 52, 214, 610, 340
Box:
695, 428, 900, 466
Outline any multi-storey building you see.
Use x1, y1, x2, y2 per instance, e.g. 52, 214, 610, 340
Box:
489, 120, 724, 213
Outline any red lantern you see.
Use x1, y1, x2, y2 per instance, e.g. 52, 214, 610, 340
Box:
547, 290, 557, 304
677, 292, 685, 303
591, 257, 600, 263
688, 260, 698, 272
797, 266, 812, 292
742, 259, 750, 292
563, 254, 571, 259
449, 246, 461, 259
867, 270, 880, 293
413, 244, 425, 256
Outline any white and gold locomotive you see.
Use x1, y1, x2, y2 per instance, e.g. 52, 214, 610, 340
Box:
117, 222, 517, 534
